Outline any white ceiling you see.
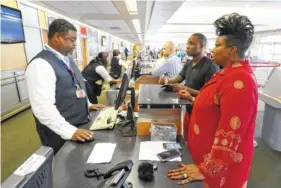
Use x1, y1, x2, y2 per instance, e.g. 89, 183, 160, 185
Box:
33, 0, 281, 45
148, 0, 281, 44
35, 0, 144, 43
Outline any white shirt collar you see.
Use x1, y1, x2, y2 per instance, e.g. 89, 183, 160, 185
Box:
45, 44, 67, 61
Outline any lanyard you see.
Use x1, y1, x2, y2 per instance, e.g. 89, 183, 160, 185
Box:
59, 59, 81, 89
45, 46, 82, 89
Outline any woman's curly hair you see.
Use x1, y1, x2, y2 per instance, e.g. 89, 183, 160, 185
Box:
214, 13, 254, 58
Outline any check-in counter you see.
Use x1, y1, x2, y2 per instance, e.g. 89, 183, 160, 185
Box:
259, 67, 281, 151
51, 112, 203, 188
137, 84, 189, 137
134, 75, 159, 90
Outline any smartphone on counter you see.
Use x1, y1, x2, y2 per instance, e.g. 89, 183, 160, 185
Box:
157, 149, 182, 162
163, 143, 182, 150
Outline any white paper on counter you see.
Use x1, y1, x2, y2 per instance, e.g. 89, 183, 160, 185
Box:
87, 143, 116, 164
139, 141, 181, 161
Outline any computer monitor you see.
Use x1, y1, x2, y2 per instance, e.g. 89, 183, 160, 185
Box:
114, 73, 129, 110
113, 74, 137, 137
130, 60, 136, 80
2, 146, 54, 188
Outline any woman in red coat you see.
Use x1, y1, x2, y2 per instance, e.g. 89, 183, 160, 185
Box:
167, 13, 258, 188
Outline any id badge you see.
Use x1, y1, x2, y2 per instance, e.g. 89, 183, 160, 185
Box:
76, 88, 86, 98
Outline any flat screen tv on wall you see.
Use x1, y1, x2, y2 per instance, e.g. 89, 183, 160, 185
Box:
1, 5, 26, 44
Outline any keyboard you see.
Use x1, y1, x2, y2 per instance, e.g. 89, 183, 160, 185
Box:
89, 107, 118, 131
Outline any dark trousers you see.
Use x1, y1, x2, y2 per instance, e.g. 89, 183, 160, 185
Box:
85, 81, 98, 104
35, 117, 65, 155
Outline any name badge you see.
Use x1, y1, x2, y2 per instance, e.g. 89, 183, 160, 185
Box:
76, 89, 86, 98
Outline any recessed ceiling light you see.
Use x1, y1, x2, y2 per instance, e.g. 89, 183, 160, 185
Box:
132, 19, 141, 33
138, 34, 142, 43
124, 0, 138, 15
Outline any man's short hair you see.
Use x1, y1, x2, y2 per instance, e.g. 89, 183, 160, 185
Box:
48, 19, 77, 39
192, 33, 207, 47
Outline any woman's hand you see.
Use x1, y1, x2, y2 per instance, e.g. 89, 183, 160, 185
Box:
167, 164, 204, 185
111, 79, 122, 84
89, 104, 105, 111
177, 90, 194, 102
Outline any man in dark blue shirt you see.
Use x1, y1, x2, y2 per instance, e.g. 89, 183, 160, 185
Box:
124, 47, 129, 60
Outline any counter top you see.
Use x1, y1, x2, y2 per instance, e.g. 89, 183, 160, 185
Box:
138, 84, 190, 106
53, 112, 203, 188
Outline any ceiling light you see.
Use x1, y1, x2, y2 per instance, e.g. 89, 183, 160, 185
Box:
138, 34, 142, 43
124, 0, 138, 15
132, 19, 141, 33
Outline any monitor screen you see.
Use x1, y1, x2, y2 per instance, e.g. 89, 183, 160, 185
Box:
115, 73, 129, 110
1, 5, 25, 44
130, 60, 136, 80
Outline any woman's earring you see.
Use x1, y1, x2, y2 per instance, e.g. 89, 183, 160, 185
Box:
228, 52, 234, 63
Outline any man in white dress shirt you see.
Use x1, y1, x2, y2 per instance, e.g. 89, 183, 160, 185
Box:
25, 19, 104, 154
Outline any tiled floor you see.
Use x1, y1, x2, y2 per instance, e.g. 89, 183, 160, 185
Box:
248, 100, 281, 188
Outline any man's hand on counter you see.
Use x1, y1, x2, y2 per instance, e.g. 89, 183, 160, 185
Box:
159, 76, 168, 85
71, 129, 94, 142
172, 84, 187, 92
89, 104, 106, 111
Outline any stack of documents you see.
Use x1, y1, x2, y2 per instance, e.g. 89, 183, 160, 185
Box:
87, 143, 116, 164
139, 141, 181, 161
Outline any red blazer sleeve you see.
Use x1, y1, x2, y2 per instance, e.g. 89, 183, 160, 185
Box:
198, 71, 257, 179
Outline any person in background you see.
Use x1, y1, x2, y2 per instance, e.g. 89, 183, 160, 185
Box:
124, 47, 129, 60
82, 52, 121, 104
151, 41, 182, 78
110, 49, 128, 79
168, 13, 257, 188
133, 48, 138, 59
25, 19, 105, 154
177, 49, 185, 62
154, 49, 166, 70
